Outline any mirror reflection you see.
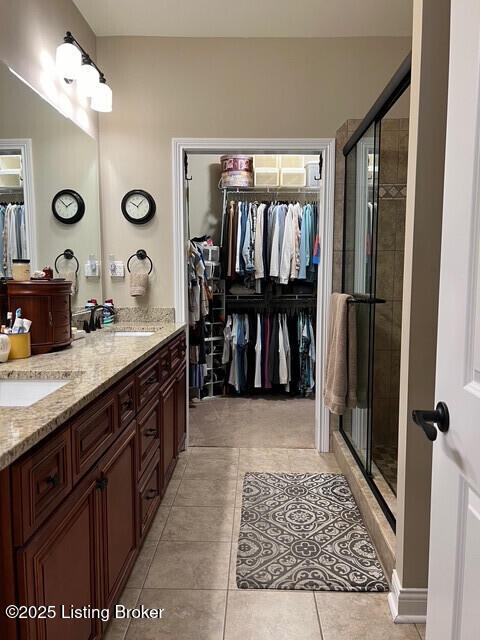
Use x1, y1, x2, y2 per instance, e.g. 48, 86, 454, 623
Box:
0, 62, 102, 306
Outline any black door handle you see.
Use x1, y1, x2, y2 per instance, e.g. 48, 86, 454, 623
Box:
412, 402, 449, 441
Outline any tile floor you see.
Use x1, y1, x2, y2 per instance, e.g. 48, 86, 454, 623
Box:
189, 395, 315, 448
106, 443, 426, 640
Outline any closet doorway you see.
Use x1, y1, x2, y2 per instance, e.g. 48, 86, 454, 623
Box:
172, 139, 335, 452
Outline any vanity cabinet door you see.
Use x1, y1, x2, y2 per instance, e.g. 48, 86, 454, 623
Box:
96, 423, 137, 612
175, 366, 187, 455
160, 381, 176, 485
71, 393, 117, 484
12, 426, 72, 546
9, 294, 53, 346
138, 450, 162, 540
16, 469, 101, 640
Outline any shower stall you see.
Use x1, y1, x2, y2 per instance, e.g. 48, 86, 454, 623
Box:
340, 55, 411, 529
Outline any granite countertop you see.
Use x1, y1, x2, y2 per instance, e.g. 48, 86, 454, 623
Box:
0, 322, 185, 471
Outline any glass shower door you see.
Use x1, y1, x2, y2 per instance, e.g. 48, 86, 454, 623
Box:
341, 123, 379, 473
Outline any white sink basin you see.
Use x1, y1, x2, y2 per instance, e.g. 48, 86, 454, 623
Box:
0, 380, 69, 407
113, 331, 154, 337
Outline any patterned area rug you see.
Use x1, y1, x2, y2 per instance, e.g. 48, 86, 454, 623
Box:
236, 472, 388, 591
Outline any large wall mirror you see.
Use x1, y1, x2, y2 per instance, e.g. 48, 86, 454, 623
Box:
0, 61, 102, 307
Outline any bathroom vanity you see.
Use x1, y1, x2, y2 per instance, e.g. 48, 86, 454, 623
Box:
0, 325, 186, 640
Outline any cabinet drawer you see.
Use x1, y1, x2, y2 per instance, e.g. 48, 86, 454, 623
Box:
137, 357, 161, 409
137, 397, 160, 478
117, 375, 136, 430
71, 393, 117, 483
169, 332, 186, 371
12, 427, 72, 545
52, 295, 70, 312
53, 324, 71, 343
158, 346, 171, 386
138, 451, 161, 539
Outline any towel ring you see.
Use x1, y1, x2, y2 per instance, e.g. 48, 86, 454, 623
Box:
127, 249, 153, 275
54, 249, 79, 275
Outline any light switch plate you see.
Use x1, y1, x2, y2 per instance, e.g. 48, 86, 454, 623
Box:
110, 261, 125, 278
84, 261, 99, 277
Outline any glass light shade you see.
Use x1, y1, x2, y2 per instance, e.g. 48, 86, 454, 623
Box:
77, 62, 100, 97
56, 42, 81, 80
91, 82, 112, 112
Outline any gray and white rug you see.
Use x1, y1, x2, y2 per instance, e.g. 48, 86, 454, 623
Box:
236, 472, 388, 592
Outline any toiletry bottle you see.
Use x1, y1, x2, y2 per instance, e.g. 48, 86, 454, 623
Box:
102, 299, 115, 325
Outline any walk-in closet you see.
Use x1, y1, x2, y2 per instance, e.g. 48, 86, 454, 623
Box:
184, 148, 332, 449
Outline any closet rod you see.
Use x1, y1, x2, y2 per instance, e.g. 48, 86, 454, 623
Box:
221, 187, 321, 195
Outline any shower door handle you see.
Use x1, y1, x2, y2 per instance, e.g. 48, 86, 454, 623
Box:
412, 402, 450, 442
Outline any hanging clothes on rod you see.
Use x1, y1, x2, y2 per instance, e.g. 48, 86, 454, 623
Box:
0, 201, 27, 277
222, 309, 316, 396
187, 237, 212, 391
222, 200, 320, 291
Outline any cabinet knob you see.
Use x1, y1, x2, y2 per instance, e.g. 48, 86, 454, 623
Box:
145, 428, 157, 437
146, 375, 157, 385
46, 473, 59, 488
146, 488, 158, 500
95, 475, 109, 491
121, 399, 133, 411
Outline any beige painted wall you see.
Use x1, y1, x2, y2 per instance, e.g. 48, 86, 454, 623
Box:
0, 63, 103, 303
187, 154, 223, 243
96, 36, 411, 309
0, 0, 98, 136
396, 0, 450, 589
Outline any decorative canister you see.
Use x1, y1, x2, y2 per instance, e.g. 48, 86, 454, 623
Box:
220, 155, 253, 188
12, 259, 31, 281
0, 334, 11, 362
8, 333, 31, 360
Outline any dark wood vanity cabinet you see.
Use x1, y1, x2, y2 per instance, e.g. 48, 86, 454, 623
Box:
7, 281, 72, 355
0, 330, 186, 640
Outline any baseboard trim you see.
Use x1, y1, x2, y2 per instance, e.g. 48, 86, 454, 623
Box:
388, 569, 427, 624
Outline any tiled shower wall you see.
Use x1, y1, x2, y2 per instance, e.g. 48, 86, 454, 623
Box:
331, 118, 408, 447
373, 118, 408, 448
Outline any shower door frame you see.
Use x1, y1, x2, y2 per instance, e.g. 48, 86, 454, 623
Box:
172, 138, 335, 453
339, 54, 412, 530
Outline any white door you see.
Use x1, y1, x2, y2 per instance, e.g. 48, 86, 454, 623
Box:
425, 0, 480, 638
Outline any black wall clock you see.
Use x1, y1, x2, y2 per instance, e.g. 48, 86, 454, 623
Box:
52, 189, 85, 224
121, 189, 156, 225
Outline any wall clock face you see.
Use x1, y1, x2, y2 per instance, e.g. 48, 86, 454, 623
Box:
52, 189, 85, 224
121, 189, 156, 225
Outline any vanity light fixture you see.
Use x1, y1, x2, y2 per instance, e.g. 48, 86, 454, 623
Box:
56, 31, 112, 112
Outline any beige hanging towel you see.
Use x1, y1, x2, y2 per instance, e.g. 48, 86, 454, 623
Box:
61, 270, 78, 295
130, 272, 148, 297
324, 292, 357, 415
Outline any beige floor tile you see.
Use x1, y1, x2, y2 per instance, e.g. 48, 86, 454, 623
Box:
183, 457, 238, 480
416, 624, 426, 639
175, 477, 237, 507
126, 537, 158, 589
228, 508, 242, 589
224, 590, 321, 640
125, 589, 226, 640
189, 396, 316, 449
162, 507, 234, 542
238, 447, 291, 473
160, 476, 181, 506
189, 446, 240, 460
104, 587, 140, 640
315, 593, 420, 640
145, 541, 231, 590
145, 505, 170, 541
288, 449, 341, 473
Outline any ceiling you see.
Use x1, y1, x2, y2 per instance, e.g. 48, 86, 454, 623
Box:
73, 0, 412, 38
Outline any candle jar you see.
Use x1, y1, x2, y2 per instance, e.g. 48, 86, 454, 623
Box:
12, 259, 31, 281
